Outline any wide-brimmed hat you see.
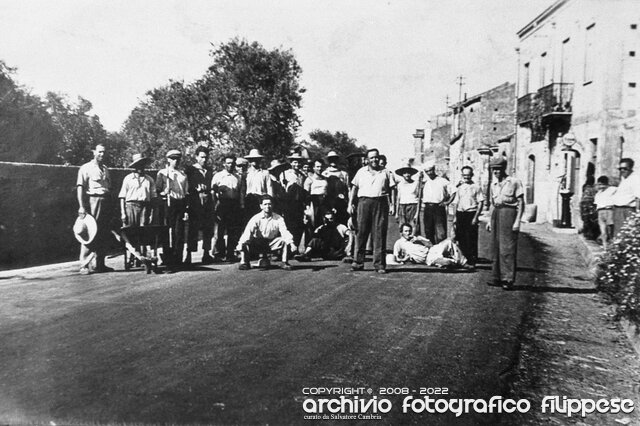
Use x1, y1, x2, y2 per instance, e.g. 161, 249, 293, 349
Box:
422, 161, 436, 171
166, 149, 182, 159
326, 150, 340, 159
489, 157, 507, 169
268, 159, 290, 176
245, 149, 264, 159
128, 153, 151, 169
236, 157, 248, 166
73, 214, 98, 245
395, 165, 418, 176
287, 152, 305, 161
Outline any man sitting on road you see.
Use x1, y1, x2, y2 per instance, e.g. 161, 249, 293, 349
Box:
295, 210, 349, 262
392, 223, 471, 269
236, 195, 297, 271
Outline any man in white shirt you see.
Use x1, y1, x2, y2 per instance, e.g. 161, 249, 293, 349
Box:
348, 148, 397, 273
451, 166, 485, 266
212, 154, 243, 262
418, 163, 451, 244
393, 223, 469, 268
594, 175, 617, 249
236, 195, 297, 270
611, 158, 640, 237
243, 148, 273, 217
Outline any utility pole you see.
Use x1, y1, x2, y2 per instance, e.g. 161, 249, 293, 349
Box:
445, 95, 450, 111
456, 75, 466, 104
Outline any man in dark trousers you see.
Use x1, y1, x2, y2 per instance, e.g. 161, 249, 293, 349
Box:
185, 146, 214, 265
486, 157, 524, 290
451, 166, 485, 266
348, 148, 396, 273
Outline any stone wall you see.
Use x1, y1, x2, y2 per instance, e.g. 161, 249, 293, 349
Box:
0, 162, 135, 270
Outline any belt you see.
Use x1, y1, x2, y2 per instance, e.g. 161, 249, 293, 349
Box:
495, 205, 517, 209
126, 200, 149, 205
597, 207, 613, 211
87, 193, 110, 197
423, 202, 443, 206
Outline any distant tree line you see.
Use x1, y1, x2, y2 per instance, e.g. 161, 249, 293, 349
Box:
0, 39, 364, 169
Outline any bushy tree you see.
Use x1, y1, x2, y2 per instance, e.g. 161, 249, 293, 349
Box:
123, 38, 305, 162
0, 61, 61, 163
304, 129, 365, 161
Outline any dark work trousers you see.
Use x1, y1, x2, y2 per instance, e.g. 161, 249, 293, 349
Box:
397, 203, 418, 229
455, 210, 479, 264
244, 193, 263, 220
215, 198, 242, 258
283, 199, 306, 247
491, 206, 518, 283
161, 198, 186, 264
124, 201, 150, 227
355, 196, 389, 270
422, 203, 447, 243
187, 195, 214, 252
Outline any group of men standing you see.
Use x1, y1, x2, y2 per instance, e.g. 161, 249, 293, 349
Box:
76, 143, 525, 290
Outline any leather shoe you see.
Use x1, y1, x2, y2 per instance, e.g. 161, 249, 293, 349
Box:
94, 265, 115, 273
351, 263, 364, 271
238, 263, 250, 271
376, 269, 387, 274
487, 280, 501, 287
201, 253, 214, 264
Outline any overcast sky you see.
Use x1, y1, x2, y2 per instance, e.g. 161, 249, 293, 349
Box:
0, 0, 552, 166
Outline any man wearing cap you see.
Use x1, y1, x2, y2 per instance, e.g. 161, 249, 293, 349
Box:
243, 149, 273, 217
211, 154, 243, 262
323, 151, 350, 225
417, 163, 451, 244
394, 163, 420, 231
486, 157, 524, 290
451, 166, 485, 266
611, 158, 640, 237
281, 152, 307, 247
184, 146, 214, 265
76, 143, 114, 274
119, 154, 155, 227
236, 195, 297, 271
156, 149, 189, 267
348, 148, 397, 273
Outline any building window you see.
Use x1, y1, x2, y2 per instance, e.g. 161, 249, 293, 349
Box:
631, 51, 637, 57
561, 38, 571, 83
523, 62, 530, 94
630, 82, 637, 88
540, 52, 547, 87
584, 25, 595, 83
632, 24, 637, 30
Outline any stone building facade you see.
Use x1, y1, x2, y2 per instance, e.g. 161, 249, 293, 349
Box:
514, 0, 640, 226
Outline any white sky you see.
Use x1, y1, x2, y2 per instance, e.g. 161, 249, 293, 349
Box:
0, 0, 552, 166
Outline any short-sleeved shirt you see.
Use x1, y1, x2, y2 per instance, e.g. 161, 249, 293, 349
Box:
245, 167, 273, 196
421, 176, 450, 204
612, 172, 640, 207
156, 168, 188, 200
211, 170, 241, 200
351, 167, 396, 198
490, 176, 524, 207
77, 160, 111, 195
453, 182, 485, 212
396, 179, 420, 205
118, 173, 155, 202
594, 186, 617, 209
304, 174, 329, 196
236, 212, 294, 248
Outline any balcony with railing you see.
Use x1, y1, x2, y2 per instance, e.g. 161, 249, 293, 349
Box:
517, 82, 574, 128
517, 92, 536, 124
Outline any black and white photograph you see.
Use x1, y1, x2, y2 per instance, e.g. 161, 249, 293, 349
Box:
1, 0, 640, 424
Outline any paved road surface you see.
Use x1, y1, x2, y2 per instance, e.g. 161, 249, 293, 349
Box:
0, 226, 543, 425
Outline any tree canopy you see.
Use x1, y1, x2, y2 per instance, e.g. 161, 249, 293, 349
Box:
302, 129, 366, 161
123, 38, 305, 165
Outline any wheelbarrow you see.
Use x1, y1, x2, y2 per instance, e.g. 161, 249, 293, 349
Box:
111, 225, 169, 273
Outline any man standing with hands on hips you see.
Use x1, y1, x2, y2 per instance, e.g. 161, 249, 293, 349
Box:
348, 148, 396, 273
486, 157, 524, 290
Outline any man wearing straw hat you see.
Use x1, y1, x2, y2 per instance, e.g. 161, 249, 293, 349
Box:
281, 152, 307, 247
394, 162, 420, 231
267, 159, 289, 214
486, 157, 524, 290
76, 143, 114, 274
184, 146, 215, 265
156, 149, 189, 267
323, 151, 350, 225
243, 148, 273, 217
119, 153, 155, 228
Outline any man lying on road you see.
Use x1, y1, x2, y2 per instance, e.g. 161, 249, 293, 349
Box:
392, 223, 472, 269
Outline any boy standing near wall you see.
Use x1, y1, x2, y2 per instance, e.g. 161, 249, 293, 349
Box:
594, 176, 617, 250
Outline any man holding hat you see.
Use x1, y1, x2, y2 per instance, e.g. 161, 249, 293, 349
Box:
243, 148, 273, 217
156, 149, 189, 267
184, 146, 215, 265
323, 151, 350, 225
348, 148, 397, 273
281, 152, 307, 247
417, 162, 451, 244
394, 162, 420, 231
119, 153, 155, 227
76, 143, 113, 274
486, 156, 524, 290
